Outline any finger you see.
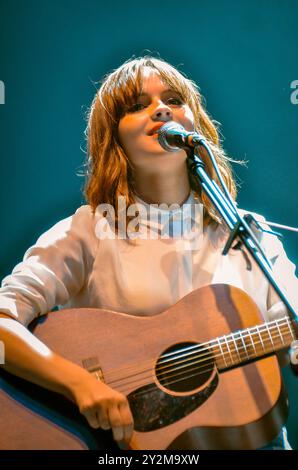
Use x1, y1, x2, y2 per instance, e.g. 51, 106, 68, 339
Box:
123, 422, 134, 444
108, 406, 124, 442
119, 401, 134, 442
97, 409, 111, 430
83, 409, 100, 429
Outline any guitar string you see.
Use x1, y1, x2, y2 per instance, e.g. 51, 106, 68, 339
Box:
102, 317, 293, 382
106, 328, 291, 390
108, 328, 292, 397
114, 354, 260, 400
105, 330, 288, 397
115, 362, 217, 398
102, 318, 293, 382
103, 326, 294, 396
102, 321, 294, 392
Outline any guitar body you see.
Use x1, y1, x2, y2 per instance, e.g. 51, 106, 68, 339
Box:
0, 284, 288, 449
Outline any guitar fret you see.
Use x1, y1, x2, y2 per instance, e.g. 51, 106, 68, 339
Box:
265, 323, 275, 350
247, 328, 257, 356
239, 330, 250, 360
214, 317, 296, 372
275, 320, 285, 346
217, 338, 228, 367
231, 333, 242, 362
223, 335, 234, 365
286, 317, 295, 341
256, 325, 265, 352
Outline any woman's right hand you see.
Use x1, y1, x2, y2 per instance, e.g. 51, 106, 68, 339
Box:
69, 373, 134, 444
0, 314, 134, 445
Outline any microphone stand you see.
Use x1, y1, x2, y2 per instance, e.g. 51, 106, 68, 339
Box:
186, 136, 298, 330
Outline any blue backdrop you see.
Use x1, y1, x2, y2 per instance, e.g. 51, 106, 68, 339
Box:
0, 0, 297, 449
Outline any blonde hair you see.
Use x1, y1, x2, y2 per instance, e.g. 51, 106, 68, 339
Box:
84, 55, 240, 228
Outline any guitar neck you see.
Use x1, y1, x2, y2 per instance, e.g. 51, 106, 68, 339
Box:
211, 316, 296, 371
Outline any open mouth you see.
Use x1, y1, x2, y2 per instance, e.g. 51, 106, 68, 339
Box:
148, 124, 164, 136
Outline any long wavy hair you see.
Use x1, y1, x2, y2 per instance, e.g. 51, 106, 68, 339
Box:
84, 56, 240, 228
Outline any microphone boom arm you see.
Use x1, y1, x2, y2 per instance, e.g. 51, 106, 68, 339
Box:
187, 143, 298, 325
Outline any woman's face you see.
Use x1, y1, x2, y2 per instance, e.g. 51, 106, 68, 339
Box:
118, 68, 195, 172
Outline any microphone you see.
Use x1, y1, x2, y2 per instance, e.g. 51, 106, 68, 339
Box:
157, 122, 206, 152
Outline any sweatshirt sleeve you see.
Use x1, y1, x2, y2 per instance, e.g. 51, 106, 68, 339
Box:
0, 205, 99, 327
237, 209, 298, 321
265, 234, 298, 321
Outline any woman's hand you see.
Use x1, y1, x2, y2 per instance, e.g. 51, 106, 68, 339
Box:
69, 373, 134, 444
0, 314, 134, 445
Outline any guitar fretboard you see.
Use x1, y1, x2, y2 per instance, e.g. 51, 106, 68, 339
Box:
211, 317, 295, 370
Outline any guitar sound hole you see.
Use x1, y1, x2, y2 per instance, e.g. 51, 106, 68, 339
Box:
155, 342, 214, 393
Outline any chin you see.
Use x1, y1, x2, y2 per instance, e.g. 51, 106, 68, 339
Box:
137, 152, 188, 170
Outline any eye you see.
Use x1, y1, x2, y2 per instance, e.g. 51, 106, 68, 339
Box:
127, 103, 146, 113
126, 95, 184, 113
166, 96, 184, 105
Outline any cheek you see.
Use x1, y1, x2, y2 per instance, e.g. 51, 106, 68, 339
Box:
118, 118, 129, 148
181, 107, 195, 132
118, 116, 143, 148
118, 118, 144, 162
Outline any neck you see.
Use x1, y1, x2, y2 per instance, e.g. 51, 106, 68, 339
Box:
213, 316, 296, 372
132, 164, 191, 206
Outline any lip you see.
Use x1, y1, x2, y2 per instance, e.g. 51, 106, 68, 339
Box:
147, 124, 164, 136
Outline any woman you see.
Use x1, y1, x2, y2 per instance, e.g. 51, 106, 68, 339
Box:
0, 56, 297, 450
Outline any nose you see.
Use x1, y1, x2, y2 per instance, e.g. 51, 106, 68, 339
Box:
151, 102, 173, 122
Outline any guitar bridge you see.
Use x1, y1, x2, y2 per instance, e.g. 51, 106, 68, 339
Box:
82, 357, 105, 382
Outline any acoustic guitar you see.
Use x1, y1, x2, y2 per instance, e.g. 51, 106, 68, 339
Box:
0, 284, 296, 450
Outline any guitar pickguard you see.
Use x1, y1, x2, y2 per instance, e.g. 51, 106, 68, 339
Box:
128, 372, 219, 432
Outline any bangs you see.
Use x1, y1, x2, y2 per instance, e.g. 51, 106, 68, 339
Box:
99, 63, 142, 124
99, 56, 200, 125
145, 59, 200, 113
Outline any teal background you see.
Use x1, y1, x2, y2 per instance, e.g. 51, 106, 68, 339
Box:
0, 0, 297, 449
